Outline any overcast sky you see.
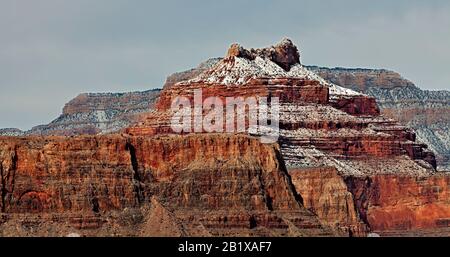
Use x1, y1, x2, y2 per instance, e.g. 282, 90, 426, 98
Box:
1, 0, 450, 130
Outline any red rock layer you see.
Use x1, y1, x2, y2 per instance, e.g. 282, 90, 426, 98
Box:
308, 66, 450, 171
2, 40, 447, 237
330, 95, 380, 116
289, 167, 368, 236
381, 107, 449, 170
0, 134, 335, 236
284, 136, 405, 158
128, 77, 329, 137
0, 136, 137, 214
156, 78, 328, 111
345, 174, 450, 234
382, 107, 450, 127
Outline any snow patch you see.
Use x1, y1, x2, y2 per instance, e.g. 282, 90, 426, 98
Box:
180, 56, 363, 97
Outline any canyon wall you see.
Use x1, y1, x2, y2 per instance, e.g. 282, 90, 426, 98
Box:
0, 134, 335, 236
1, 39, 449, 237
290, 166, 450, 236
124, 40, 448, 236
308, 66, 450, 171
346, 174, 450, 236
289, 167, 368, 236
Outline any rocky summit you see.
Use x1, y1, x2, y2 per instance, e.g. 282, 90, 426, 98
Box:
1, 39, 449, 237
226, 38, 301, 71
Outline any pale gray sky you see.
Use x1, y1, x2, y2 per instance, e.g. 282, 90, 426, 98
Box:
1, 0, 450, 130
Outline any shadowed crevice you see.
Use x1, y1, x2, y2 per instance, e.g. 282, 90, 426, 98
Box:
126, 142, 144, 205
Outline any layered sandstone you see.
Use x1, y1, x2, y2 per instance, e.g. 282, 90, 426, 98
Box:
308, 66, 450, 171
1, 39, 449, 237
289, 167, 368, 236
346, 174, 450, 235
124, 39, 446, 236
2, 59, 445, 173
306, 67, 414, 92
285, 146, 450, 236
0, 134, 335, 236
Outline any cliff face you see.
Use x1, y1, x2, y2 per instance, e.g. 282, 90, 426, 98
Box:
0, 134, 335, 236
125, 40, 447, 236
1, 39, 449, 237
346, 174, 450, 235
289, 167, 368, 236
308, 66, 450, 171
3, 62, 446, 172
290, 166, 450, 236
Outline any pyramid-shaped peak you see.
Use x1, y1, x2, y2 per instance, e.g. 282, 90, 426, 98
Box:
225, 38, 301, 71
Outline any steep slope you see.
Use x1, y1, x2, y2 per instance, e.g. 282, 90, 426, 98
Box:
127, 39, 448, 236
1, 39, 449, 237
3, 60, 447, 175
0, 134, 335, 236
308, 67, 450, 171
162, 63, 450, 171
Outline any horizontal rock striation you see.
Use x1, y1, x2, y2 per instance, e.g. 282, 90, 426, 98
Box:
0, 134, 335, 236
345, 174, 450, 234
308, 66, 450, 171
1, 39, 448, 237
289, 167, 368, 236
124, 39, 446, 235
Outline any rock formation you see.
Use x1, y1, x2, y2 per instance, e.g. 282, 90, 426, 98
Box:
1, 39, 449, 237
346, 174, 450, 236
308, 66, 450, 171
0, 90, 161, 136
4, 60, 446, 174
0, 134, 335, 236
225, 38, 301, 71
124, 40, 448, 236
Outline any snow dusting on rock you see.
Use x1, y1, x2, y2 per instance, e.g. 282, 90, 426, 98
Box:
179, 49, 363, 98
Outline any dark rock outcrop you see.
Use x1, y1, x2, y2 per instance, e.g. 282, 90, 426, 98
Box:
226, 38, 301, 71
